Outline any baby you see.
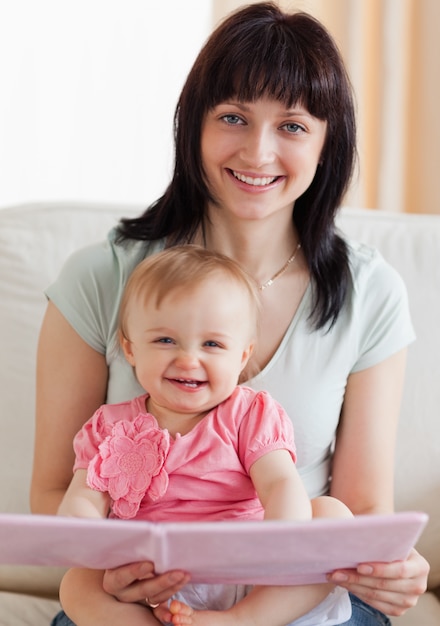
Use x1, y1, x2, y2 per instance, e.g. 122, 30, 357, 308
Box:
58, 245, 352, 626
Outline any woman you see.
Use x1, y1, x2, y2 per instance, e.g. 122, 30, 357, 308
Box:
31, 3, 429, 625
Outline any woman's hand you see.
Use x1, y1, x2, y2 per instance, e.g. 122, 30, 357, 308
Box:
327, 548, 429, 617
102, 561, 190, 606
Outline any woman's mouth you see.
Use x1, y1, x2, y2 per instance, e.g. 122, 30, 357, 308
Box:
231, 170, 280, 187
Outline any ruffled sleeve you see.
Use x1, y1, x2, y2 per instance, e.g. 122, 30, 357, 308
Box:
236, 389, 297, 473
73, 407, 112, 471
73, 407, 170, 519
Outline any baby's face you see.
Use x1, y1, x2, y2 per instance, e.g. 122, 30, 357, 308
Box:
120, 277, 254, 423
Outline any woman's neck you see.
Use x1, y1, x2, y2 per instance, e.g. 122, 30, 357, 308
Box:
199, 212, 299, 287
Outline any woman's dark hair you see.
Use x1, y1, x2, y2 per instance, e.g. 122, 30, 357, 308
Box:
116, 2, 357, 330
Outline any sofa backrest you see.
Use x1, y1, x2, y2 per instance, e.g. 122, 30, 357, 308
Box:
0, 203, 141, 513
0, 203, 439, 588
337, 208, 440, 588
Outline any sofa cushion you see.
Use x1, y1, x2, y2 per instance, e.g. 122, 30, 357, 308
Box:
0, 563, 65, 598
0, 592, 61, 626
390, 591, 440, 625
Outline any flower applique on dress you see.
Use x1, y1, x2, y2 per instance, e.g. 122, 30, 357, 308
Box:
87, 413, 170, 519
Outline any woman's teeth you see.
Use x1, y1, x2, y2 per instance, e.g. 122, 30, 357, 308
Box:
232, 171, 277, 186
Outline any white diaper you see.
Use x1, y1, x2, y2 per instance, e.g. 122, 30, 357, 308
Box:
170, 583, 352, 625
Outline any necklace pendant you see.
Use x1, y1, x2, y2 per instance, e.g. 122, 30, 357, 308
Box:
258, 243, 301, 291
260, 279, 274, 291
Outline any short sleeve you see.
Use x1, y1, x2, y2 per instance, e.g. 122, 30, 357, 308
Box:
46, 240, 118, 354
348, 244, 415, 372
237, 390, 297, 473
45, 231, 163, 357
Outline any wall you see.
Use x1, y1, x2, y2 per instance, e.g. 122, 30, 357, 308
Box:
0, 0, 212, 207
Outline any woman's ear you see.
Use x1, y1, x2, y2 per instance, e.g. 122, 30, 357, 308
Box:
119, 331, 136, 366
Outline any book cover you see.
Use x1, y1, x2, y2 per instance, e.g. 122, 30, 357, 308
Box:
0, 511, 428, 585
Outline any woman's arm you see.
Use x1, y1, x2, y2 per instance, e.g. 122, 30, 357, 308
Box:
330, 349, 407, 515
31, 301, 109, 515
329, 348, 429, 615
59, 568, 156, 626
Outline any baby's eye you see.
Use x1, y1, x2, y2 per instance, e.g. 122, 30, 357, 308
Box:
204, 340, 221, 348
282, 122, 306, 134
221, 114, 244, 126
156, 337, 174, 344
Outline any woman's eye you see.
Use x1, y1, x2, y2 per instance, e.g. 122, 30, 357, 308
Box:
221, 114, 244, 126
283, 122, 305, 134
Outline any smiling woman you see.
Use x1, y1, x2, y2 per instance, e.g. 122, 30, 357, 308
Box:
33, 4, 429, 626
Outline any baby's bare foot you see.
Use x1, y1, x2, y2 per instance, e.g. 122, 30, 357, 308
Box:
169, 599, 238, 626
169, 599, 195, 625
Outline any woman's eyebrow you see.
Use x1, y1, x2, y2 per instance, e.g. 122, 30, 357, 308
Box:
217, 101, 251, 111
218, 101, 310, 116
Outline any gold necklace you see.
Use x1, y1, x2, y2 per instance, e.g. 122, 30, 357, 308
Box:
259, 244, 301, 291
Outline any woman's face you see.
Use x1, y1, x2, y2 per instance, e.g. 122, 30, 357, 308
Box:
201, 97, 327, 225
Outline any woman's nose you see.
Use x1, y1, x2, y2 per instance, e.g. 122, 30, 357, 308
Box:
239, 126, 275, 168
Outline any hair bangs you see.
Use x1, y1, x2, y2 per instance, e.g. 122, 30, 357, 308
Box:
202, 14, 336, 120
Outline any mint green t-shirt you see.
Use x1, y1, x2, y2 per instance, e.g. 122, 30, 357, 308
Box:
46, 228, 415, 498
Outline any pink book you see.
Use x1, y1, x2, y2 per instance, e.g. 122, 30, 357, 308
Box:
0, 511, 428, 584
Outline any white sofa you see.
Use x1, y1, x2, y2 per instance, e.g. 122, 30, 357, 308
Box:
0, 202, 439, 626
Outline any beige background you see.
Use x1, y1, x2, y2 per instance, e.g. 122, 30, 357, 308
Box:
213, 1, 440, 214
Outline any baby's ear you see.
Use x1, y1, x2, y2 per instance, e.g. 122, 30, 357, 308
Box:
240, 342, 255, 370
119, 331, 136, 366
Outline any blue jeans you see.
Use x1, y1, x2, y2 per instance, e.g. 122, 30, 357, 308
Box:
50, 594, 391, 625
341, 594, 391, 626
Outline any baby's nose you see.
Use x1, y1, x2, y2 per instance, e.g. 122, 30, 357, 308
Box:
175, 349, 200, 369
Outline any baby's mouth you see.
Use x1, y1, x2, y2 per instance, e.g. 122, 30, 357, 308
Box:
171, 378, 206, 389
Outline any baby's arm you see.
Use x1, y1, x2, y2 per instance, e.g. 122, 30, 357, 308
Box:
57, 469, 110, 518
249, 449, 312, 521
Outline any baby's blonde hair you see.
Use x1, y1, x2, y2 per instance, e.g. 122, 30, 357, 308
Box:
119, 245, 260, 343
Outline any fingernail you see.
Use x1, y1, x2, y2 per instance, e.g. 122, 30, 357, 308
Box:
169, 571, 186, 582
139, 564, 154, 578
357, 564, 374, 575
329, 572, 349, 582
